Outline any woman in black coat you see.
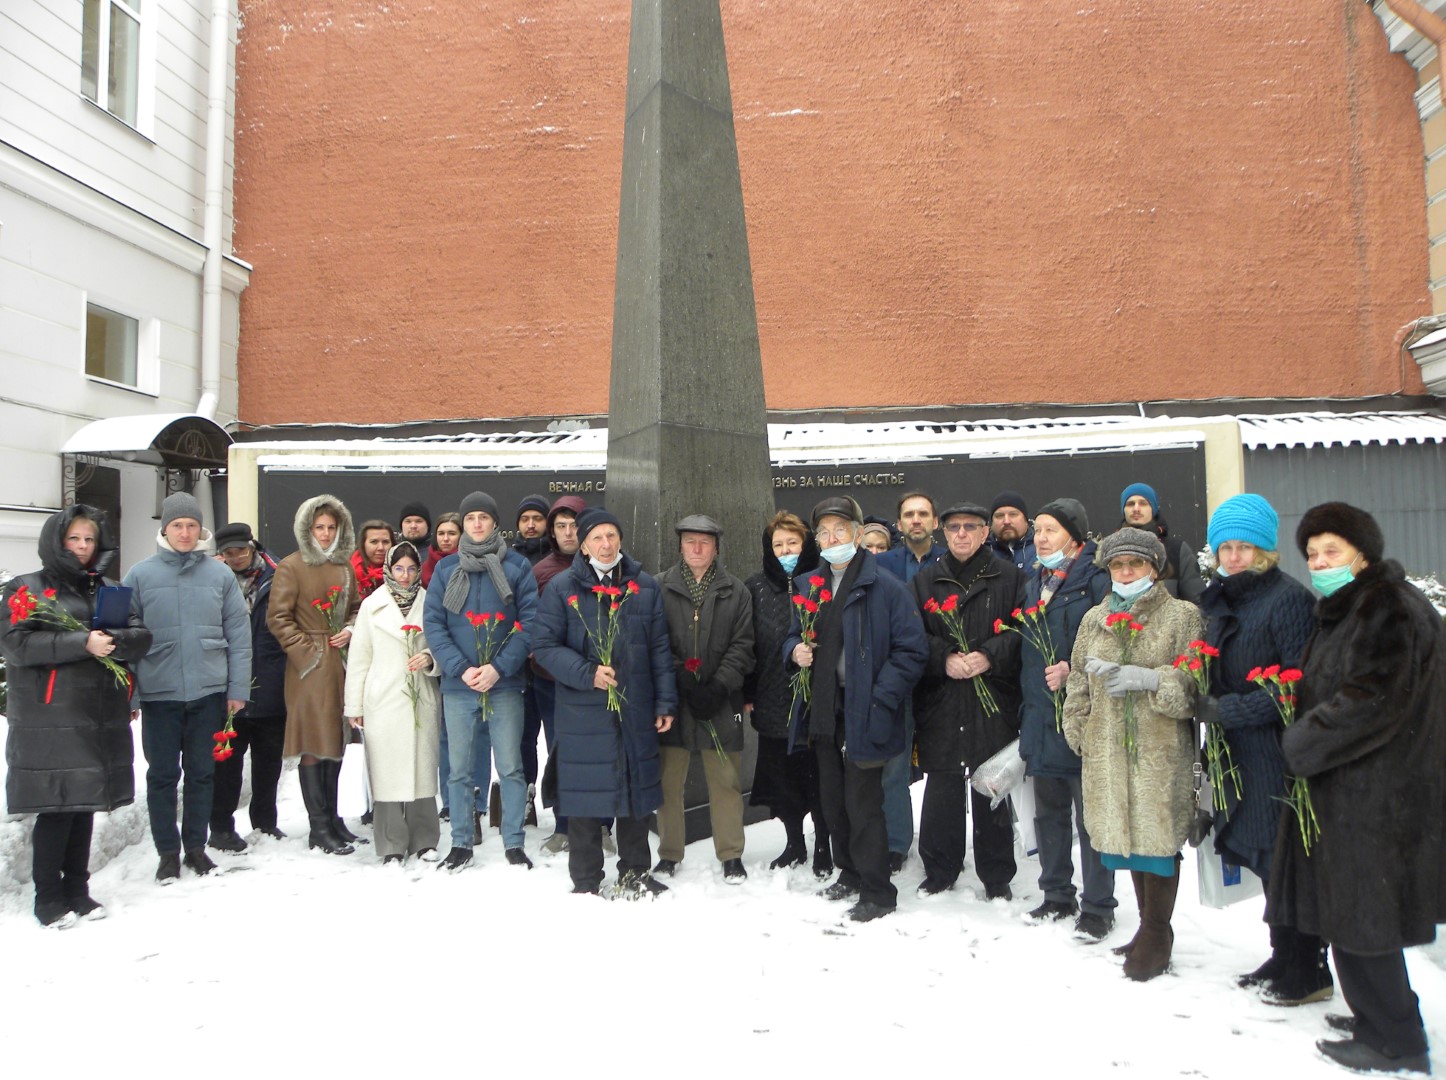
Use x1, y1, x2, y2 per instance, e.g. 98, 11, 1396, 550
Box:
743, 511, 830, 874
1, 505, 151, 926
1197, 495, 1321, 1002
1265, 503, 1446, 1076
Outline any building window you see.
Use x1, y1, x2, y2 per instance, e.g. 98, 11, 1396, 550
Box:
85, 303, 139, 387
81, 0, 142, 128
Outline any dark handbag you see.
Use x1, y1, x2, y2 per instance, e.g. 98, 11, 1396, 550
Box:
1186, 754, 1213, 849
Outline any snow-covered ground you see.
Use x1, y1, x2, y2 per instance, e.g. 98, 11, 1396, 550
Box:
2, 719, 1444, 1076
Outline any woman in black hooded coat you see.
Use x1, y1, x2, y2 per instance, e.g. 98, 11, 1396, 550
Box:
1, 505, 151, 926
743, 511, 831, 875
1265, 503, 1446, 1075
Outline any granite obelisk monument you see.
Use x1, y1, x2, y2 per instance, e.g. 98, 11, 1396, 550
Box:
605, 0, 775, 575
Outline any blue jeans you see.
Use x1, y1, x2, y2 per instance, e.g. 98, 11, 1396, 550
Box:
141, 694, 224, 855
437, 711, 488, 818
442, 688, 525, 850
882, 702, 916, 856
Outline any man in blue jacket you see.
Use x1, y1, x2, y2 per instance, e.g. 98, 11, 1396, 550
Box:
425, 491, 540, 872
785, 496, 928, 922
124, 493, 252, 883
988, 490, 1036, 572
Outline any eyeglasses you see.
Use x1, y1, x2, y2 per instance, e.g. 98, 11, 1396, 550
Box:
815, 525, 856, 544
942, 522, 986, 535
390, 564, 419, 577
1107, 557, 1151, 572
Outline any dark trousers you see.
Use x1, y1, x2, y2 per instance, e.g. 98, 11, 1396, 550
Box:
32, 811, 95, 909
1334, 948, 1429, 1058
814, 728, 895, 908
567, 814, 651, 892
918, 770, 1016, 889
210, 714, 286, 833
522, 677, 542, 786
1033, 773, 1115, 914
142, 694, 224, 854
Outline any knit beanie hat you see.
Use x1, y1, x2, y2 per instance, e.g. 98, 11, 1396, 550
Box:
576, 506, 623, 543
1035, 498, 1088, 544
458, 491, 500, 524
1295, 502, 1385, 564
1207, 494, 1279, 552
1120, 483, 1159, 516
398, 501, 432, 530
990, 490, 1028, 519
516, 494, 550, 523
162, 492, 203, 530
1097, 527, 1166, 572
213, 522, 255, 552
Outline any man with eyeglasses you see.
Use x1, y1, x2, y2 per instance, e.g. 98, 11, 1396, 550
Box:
784, 496, 928, 922
875, 491, 945, 875
911, 502, 1026, 900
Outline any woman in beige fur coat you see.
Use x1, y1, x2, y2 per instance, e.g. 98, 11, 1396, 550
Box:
268, 493, 361, 854
1063, 527, 1202, 982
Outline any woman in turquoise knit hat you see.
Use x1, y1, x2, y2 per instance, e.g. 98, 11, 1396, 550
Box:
1197, 493, 1327, 1005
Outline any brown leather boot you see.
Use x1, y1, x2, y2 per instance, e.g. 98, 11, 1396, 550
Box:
1123, 870, 1178, 981
1112, 871, 1146, 957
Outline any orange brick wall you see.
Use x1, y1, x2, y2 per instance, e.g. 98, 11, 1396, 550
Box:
233, 0, 1431, 425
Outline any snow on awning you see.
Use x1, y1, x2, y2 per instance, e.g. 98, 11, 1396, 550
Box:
62, 413, 232, 468
1236, 412, 1446, 450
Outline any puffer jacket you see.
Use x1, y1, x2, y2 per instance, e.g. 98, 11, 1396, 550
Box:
124, 529, 251, 704
2, 506, 152, 813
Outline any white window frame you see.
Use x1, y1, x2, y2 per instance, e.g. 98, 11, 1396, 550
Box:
82, 295, 159, 397
80, 0, 156, 138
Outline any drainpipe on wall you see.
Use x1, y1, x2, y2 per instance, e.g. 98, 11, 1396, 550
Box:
196, 0, 230, 422
1381, 0, 1446, 108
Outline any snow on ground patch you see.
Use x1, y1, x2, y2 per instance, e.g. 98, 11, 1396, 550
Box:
1, 734, 1443, 1074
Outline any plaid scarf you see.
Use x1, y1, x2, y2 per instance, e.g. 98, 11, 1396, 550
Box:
1037, 549, 1078, 605
683, 561, 717, 609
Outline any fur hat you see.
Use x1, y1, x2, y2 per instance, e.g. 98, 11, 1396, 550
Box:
1097, 527, 1167, 573
1207, 494, 1278, 552
292, 494, 355, 567
1295, 502, 1384, 564
1035, 498, 1088, 544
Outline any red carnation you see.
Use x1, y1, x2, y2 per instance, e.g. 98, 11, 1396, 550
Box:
940, 595, 958, 613
684, 658, 702, 675
42, 588, 57, 600
1201, 645, 1220, 658
819, 590, 832, 604
809, 575, 826, 588
1262, 664, 1280, 679
1246, 666, 1262, 682
627, 580, 640, 594
804, 600, 819, 614
993, 618, 1004, 634
1279, 668, 1303, 683
923, 598, 940, 614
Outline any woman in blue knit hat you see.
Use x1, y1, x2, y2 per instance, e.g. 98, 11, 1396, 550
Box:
1198, 493, 1326, 1004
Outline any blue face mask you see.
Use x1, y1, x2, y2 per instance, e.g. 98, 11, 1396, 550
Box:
820, 542, 856, 566
1037, 548, 1067, 570
1216, 565, 1231, 578
1310, 560, 1358, 597
777, 552, 800, 575
1111, 576, 1153, 602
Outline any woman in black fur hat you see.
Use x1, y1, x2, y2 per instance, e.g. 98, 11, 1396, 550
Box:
1265, 502, 1446, 1075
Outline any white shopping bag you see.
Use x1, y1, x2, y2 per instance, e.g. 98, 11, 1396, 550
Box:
1012, 776, 1038, 857
336, 738, 371, 818
1196, 835, 1264, 908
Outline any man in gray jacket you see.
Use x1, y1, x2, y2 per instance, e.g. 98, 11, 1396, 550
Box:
124, 493, 252, 882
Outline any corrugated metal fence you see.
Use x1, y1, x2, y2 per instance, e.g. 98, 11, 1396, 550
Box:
1245, 441, 1446, 582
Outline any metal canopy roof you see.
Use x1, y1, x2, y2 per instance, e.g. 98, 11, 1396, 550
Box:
61, 413, 232, 468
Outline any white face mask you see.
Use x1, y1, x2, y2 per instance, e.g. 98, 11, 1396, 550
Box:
820, 542, 856, 566
589, 554, 622, 575
1111, 576, 1153, 602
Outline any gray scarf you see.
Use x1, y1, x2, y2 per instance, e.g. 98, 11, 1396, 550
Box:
443, 530, 513, 614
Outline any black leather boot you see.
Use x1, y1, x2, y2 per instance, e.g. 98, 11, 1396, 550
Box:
323, 759, 366, 845
1263, 931, 1334, 1006
301, 764, 354, 855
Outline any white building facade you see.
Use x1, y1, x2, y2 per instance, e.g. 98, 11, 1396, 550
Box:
0, 0, 248, 575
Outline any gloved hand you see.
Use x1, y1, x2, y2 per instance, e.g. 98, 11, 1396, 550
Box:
1104, 664, 1160, 697
1196, 695, 1222, 727
691, 679, 728, 716
1083, 656, 1120, 679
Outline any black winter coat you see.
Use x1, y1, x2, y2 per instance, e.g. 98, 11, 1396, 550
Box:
743, 530, 821, 740
2, 506, 152, 814
657, 562, 755, 753
1265, 560, 1446, 954
1199, 567, 1315, 880
235, 558, 288, 720
1018, 542, 1110, 779
911, 548, 1026, 774
531, 552, 678, 820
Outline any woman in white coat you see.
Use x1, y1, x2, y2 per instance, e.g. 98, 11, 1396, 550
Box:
344, 542, 442, 863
